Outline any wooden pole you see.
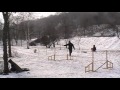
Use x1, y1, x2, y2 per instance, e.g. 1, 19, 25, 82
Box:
106, 50, 108, 69
67, 54, 68, 60
54, 54, 55, 60
78, 37, 81, 50
92, 51, 94, 71
105, 50, 108, 69
46, 48, 47, 55
54, 47, 56, 55
60, 41, 61, 50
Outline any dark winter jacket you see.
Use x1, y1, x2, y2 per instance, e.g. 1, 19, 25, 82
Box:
64, 42, 75, 51
91, 45, 96, 51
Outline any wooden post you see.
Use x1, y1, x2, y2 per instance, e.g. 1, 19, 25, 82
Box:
46, 48, 47, 55
38, 48, 39, 58
60, 42, 61, 50
54, 47, 56, 55
106, 50, 108, 69
92, 51, 94, 71
67, 54, 68, 60
78, 37, 81, 50
54, 54, 55, 60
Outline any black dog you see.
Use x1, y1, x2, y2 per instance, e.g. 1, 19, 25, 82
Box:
8, 59, 29, 73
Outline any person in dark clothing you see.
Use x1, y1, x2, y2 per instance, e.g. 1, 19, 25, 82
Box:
91, 45, 96, 52
64, 41, 75, 56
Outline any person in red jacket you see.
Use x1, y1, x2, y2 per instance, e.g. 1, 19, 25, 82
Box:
64, 41, 75, 56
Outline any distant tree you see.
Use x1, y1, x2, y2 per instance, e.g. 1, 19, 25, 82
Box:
40, 35, 50, 47
9, 12, 34, 48
10, 15, 22, 45
19, 12, 34, 49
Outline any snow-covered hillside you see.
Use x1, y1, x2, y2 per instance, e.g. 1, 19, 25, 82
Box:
72, 37, 120, 50
0, 36, 120, 78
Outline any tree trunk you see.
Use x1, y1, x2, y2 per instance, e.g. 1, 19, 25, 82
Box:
11, 39, 13, 46
15, 40, 18, 46
2, 12, 9, 74
84, 28, 86, 37
27, 22, 30, 49
21, 39, 22, 46
116, 26, 120, 39
8, 21, 12, 57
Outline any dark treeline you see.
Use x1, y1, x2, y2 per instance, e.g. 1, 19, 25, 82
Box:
1, 12, 120, 46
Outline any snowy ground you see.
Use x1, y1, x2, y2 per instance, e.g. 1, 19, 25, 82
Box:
0, 36, 120, 78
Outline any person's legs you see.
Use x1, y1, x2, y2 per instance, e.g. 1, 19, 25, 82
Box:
69, 52, 71, 56
69, 49, 72, 56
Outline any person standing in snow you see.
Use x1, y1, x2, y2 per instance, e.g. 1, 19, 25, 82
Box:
91, 45, 96, 52
64, 41, 75, 56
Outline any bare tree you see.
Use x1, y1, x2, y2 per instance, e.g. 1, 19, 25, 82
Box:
9, 12, 34, 48
2, 12, 9, 74
0, 21, 3, 41
18, 12, 34, 49
7, 13, 12, 57
10, 15, 23, 46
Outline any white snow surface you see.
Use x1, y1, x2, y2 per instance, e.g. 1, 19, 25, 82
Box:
0, 36, 120, 78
